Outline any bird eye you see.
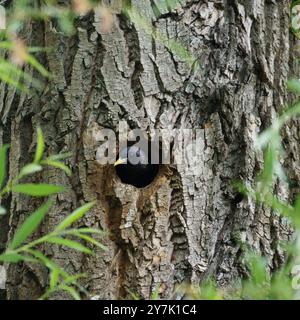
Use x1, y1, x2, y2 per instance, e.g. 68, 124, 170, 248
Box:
127, 147, 142, 164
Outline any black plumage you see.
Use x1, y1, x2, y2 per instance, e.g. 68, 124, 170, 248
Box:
114, 144, 159, 188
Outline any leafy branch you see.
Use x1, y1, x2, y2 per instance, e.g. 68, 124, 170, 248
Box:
0, 0, 196, 91
0, 128, 106, 299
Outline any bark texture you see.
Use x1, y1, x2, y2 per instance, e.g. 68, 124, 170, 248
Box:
0, 0, 299, 299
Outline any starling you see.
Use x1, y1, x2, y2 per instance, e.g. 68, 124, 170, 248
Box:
114, 144, 159, 188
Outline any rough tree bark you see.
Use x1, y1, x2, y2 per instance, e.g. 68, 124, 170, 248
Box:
0, 0, 299, 299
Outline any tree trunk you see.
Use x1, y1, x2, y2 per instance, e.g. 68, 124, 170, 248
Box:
1, 0, 299, 300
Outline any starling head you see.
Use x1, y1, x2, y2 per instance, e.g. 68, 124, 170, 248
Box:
114, 144, 159, 188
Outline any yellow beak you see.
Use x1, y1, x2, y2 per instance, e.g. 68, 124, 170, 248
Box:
114, 158, 127, 166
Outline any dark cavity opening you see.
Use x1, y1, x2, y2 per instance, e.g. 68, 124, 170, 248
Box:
115, 140, 163, 188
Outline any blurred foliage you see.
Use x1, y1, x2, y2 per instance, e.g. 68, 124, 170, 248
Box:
0, 0, 196, 91
172, 3, 300, 301
179, 81, 300, 300
291, 0, 300, 39
0, 128, 107, 299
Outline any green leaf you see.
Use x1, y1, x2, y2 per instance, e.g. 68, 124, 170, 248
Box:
127, 289, 141, 300
54, 201, 95, 232
25, 53, 51, 78
28, 249, 68, 277
0, 58, 41, 91
291, 195, 300, 228
0, 61, 27, 91
11, 184, 65, 197
50, 269, 60, 290
46, 237, 93, 254
0, 252, 35, 263
0, 144, 9, 189
198, 279, 221, 300
63, 273, 86, 285
41, 160, 72, 176
295, 195, 300, 213
247, 253, 268, 285
0, 41, 14, 50
58, 11, 75, 35
61, 228, 108, 238
34, 127, 45, 163
27, 249, 57, 268
260, 145, 275, 185
9, 201, 52, 250
0, 205, 6, 215
150, 284, 160, 300
19, 163, 42, 178
75, 233, 107, 251
254, 128, 274, 150
273, 162, 287, 182
74, 228, 107, 235
47, 152, 72, 161
61, 285, 81, 300
287, 79, 300, 94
